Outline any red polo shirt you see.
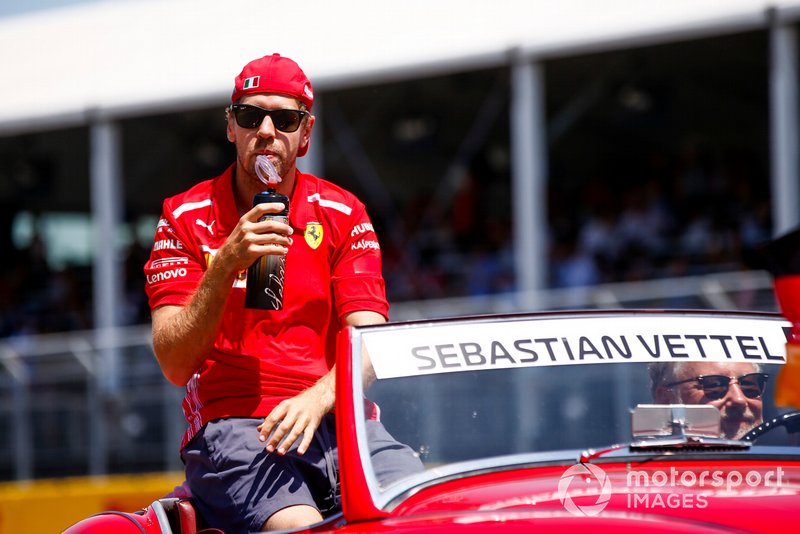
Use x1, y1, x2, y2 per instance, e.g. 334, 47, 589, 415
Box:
144, 165, 388, 447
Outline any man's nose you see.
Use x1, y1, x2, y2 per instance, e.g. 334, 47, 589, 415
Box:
257, 115, 276, 138
722, 380, 749, 406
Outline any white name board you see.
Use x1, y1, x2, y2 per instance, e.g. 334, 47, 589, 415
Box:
363, 315, 790, 379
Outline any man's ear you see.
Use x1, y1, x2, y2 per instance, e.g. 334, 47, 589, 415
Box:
654, 386, 675, 404
299, 115, 315, 153
226, 113, 236, 143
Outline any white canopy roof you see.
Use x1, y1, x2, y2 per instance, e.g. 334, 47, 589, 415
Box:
1, 0, 799, 134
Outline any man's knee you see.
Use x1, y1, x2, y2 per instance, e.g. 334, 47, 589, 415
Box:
262, 504, 323, 531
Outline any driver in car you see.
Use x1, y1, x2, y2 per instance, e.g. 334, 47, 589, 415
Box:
649, 361, 767, 439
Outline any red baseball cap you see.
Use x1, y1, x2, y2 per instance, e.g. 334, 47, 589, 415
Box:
232, 53, 314, 110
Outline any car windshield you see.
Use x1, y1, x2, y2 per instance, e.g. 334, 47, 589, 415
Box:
349, 311, 799, 504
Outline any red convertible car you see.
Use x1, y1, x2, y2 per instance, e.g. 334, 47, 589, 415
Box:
65, 310, 800, 533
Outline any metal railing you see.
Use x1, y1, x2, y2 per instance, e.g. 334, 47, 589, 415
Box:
390, 269, 779, 320
0, 325, 185, 481
0, 269, 780, 481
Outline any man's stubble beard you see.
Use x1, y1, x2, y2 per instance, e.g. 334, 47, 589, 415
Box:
720, 406, 759, 439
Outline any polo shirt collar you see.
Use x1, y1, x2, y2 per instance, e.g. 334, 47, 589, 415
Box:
215, 165, 315, 234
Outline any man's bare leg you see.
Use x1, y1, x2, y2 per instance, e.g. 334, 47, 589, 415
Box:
262, 505, 322, 531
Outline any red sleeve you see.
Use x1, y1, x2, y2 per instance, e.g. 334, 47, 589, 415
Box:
331, 202, 389, 321
143, 202, 205, 309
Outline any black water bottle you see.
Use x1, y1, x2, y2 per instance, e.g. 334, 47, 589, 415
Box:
245, 189, 290, 310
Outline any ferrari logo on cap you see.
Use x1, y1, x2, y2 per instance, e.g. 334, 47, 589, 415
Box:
243, 76, 260, 89
305, 223, 323, 249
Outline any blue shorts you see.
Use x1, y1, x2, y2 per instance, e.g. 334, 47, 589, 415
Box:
181, 415, 424, 534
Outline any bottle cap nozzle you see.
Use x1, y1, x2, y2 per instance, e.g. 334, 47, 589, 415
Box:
255, 155, 282, 187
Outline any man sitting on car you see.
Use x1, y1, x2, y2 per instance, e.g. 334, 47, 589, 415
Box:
649, 361, 766, 439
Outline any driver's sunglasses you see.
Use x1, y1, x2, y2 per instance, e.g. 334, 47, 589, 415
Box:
665, 372, 768, 400
229, 104, 308, 132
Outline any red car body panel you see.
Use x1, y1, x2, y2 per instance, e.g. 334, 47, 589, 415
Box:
376, 462, 800, 533
62, 507, 162, 534
322, 513, 745, 533
330, 322, 800, 533
316, 461, 799, 532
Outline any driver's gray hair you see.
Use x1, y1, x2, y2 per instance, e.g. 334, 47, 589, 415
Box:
648, 361, 763, 399
648, 362, 684, 399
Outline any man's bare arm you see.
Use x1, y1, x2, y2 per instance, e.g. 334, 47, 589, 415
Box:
151, 202, 292, 386
151, 259, 239, 386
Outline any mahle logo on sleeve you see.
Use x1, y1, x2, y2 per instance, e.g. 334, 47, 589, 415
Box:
305, 222, 323, 249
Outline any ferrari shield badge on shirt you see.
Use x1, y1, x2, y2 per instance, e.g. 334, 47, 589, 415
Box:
305, 222, 323, 249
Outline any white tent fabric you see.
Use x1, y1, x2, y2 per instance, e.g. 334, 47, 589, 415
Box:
1, 0, 800, 133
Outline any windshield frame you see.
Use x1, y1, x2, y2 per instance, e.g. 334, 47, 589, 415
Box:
337, 309, 794, 515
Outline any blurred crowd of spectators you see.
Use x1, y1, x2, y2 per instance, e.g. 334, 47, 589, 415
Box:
0, 145, 773, 338
0, 234, 151, 338
382, 146, 772, 302
548, 173, 771, 290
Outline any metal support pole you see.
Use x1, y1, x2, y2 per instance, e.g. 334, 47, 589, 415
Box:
510, 54, 548, 309
12, 378, 32, 480
770, 20, 800, 235
90, 118, 124, 394
1, 347, 32, 481
89, 117, 124, 475
69, 337, 107, 476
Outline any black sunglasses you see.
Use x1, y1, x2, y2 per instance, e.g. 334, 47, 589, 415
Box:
665, 372, 768, 400
229, 104, 308, 132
